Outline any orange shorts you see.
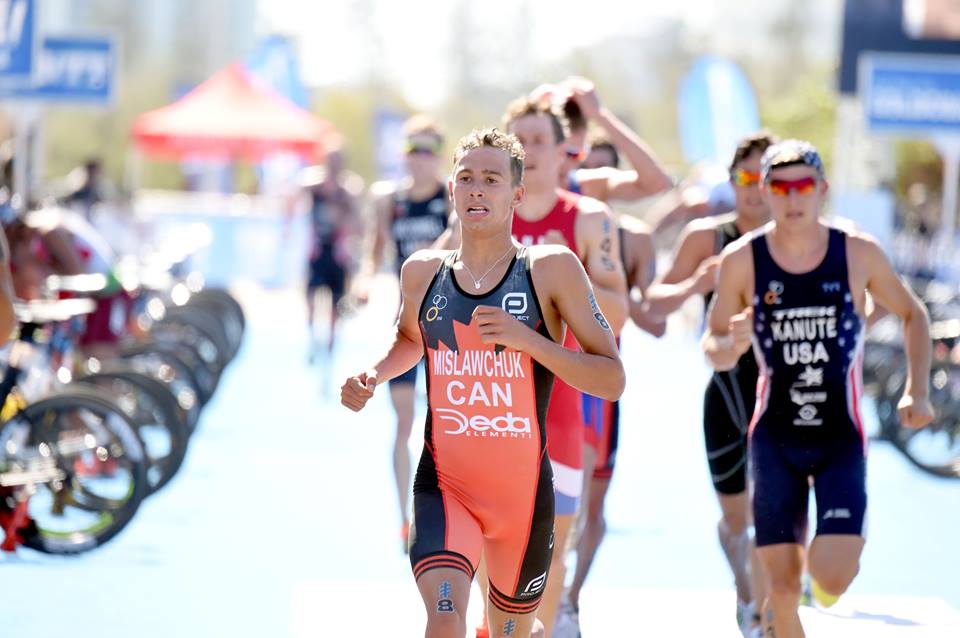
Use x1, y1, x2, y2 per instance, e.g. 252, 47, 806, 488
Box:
410, 445, 555, 613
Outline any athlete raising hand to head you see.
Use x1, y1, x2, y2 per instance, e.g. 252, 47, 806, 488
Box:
342, 128, 624, 638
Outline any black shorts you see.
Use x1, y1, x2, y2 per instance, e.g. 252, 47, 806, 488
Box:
307, 249, 346, 302
389, 360, 419, 387
703, 355, 758, 495
751, 427, 867, 547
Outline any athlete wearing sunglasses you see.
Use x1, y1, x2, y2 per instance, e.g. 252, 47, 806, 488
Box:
735, 171, 820, 198
731, 168, 761, 187
766, 175, 819, 197
405, 139, 442, 156
704, 140, 933, 638
645, 131, 777, 638
559, 77, 673, 202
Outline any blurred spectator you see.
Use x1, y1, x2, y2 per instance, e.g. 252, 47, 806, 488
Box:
6, 206, 125, 359
62, 158, 116, 220
901, 182, 940, 238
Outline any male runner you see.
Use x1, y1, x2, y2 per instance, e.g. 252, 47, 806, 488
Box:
357, 115, 450, 548
580, 134, 618, 171
558, 77, 673, 203
552, 94, 671, 634
503, 96, 628, 638
445, 88, 662, 637
302, 149, 362, 364
559, 208, 664, 637
644, 131, 777, 636
703, 140, 933, 638
551, 80, 669, 338
341, 128, 624, 638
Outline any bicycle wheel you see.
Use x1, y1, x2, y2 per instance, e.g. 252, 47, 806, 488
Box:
159, 305, 231, 373
192, 288, 245, 337
119, 348, 201, 434
75, 370, 190, 494
881, 361, 960, 478
0, 389, 148, 554
188, 289, 245, 360
148, 320, 224, 396
119, 341, 213, 411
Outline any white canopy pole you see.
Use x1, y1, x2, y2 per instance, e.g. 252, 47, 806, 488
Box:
934, 136, 960, 242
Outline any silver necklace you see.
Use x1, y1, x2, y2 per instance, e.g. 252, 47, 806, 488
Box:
458, 245, 516, 290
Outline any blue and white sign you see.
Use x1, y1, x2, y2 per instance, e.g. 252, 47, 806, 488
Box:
0, 0, 36, 84
2, 35, 116, 103
374, 109, 408, 182
860, 53, 960, 135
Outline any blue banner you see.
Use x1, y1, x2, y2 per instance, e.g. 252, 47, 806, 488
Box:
2, 35, 116, 103
246, 35, 310, 194
861, 53, 960, 134
678, 56, 760, 166
245, 35, 308, 108
0, 0, 35, 84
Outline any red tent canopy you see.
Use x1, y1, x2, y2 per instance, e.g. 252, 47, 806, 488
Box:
132, 64, 337, 161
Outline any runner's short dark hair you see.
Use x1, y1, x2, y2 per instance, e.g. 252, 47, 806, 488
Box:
562, 97, 586, 136
454, 128, 525, 186
586, 132, 619, 168
502, 96, 569, 145
729, 130, 779, 172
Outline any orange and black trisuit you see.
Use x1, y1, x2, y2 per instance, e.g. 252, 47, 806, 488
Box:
409, 246, 556, 614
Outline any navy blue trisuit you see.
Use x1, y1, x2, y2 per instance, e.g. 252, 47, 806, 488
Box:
749, 226, 867, 547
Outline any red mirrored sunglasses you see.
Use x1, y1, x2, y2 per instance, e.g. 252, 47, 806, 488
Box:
767, 176, 818, 197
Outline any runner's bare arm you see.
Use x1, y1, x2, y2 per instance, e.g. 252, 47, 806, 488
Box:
341, 250, 442, 411
431, 211, 460, 250
360, 186, 395, 277
475, 247, 624, 399
565, 78, 673, 202
577, 201, 628, 333
645, 219, 718, 316
648, 185, 712, 235
703, 243, 753, 371
622, 225, 666, 337
351, 187, 396, 303
852, 236, 933, 427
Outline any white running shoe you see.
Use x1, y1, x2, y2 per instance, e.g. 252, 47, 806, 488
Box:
737, 600, 759, 638
553, 600, 581, 638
